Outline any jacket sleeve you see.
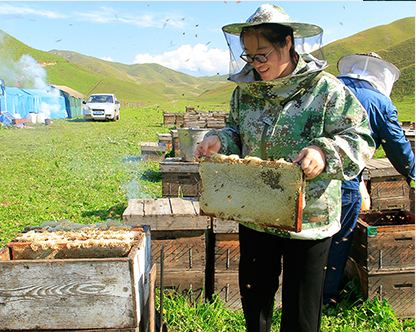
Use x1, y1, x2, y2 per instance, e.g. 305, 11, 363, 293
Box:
371, 100, 415, 182
205, 87, 242, 156
309, 78, 376, 181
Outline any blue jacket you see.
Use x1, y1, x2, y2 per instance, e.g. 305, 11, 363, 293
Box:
338, 76, 415, 190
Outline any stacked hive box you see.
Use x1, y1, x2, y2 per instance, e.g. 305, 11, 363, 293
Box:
163, 110, 229, 129
160, 158, 201, 198
362, 158, 411, 210
123, 198, 210, 300
346, 209, 415, 317
209, 220, 283, 310
140, 142, 167, 162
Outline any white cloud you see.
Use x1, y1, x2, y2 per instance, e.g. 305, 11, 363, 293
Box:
101, 56, 113, 62
0, 3, 67, 19
76, 7, 186, 30
133, 44, 229, 75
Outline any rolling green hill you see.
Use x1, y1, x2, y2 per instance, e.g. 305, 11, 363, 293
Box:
0, 16, 414, 114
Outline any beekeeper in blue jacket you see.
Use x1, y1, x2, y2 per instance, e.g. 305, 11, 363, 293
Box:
324, 52, 415, 305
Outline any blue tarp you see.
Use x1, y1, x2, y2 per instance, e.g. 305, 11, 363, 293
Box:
0, 87, 67, 120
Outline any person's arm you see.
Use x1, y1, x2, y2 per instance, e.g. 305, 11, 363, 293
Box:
373, 101, 415, 182
307, 80, 376, 181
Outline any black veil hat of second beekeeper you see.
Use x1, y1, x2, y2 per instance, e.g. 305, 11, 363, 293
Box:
222, 4, 325, 76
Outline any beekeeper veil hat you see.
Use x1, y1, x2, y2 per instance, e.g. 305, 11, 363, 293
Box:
222, 4, 325, 76
337, 52, 401, 97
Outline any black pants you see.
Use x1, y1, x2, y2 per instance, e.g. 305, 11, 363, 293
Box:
239, 224, 331, 332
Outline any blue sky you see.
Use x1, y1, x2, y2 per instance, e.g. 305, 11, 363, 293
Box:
0, 1, 414, 77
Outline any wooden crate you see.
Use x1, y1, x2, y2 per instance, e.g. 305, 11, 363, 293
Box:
151, 230, 206, 273
151, 231, 206, 301
349, 209, 415, 272
162, 173, 201, 198
346, 261, 414, 318
140, 142, 167, 162
158, 133, 172, 150
0, 226, 153, 331
160, 158, 201, 198
213, 271, 283, 311
171, 130, 180, 157
363, 158, 411, 210
215, 233, 240, 273
123, 197, 210, 231
163, 113, 175, 126
346, 209, 415, 318
211, 233, 283, 310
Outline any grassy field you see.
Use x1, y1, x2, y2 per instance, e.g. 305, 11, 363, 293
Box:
1, 106, 414, 331
0, 106, 170, 246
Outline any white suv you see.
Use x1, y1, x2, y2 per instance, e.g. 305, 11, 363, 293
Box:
83, 93, 120, 121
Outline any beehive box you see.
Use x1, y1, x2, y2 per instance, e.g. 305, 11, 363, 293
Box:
346, 262, 415, 318
140, 142, 167, 162
0, 225, 153, 331
158, 133, 172, 150
346, 209, 415, 317
160, 158, 201, 198
151, 230, 206, 300
123, 198, 210, 300
349, 209, 414, 272
362, 158, 411, 210
208, 231, 282, 310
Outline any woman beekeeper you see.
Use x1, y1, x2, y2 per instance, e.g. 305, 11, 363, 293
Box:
195, 4, 375, 332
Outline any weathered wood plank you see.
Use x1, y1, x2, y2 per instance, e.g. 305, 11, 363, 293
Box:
123, 198, 209, 230
0, 258, 135, 330
170, 197, 197, 216
143, 198, 172, 217
159, 158, 200, 173
213, 218, 239, 234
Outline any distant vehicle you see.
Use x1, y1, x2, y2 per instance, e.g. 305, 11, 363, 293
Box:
83, 93, 120, 121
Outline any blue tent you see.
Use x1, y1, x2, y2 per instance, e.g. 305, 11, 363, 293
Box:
0, 87, 67, 120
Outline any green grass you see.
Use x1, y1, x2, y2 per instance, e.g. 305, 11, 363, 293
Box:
0, 106, 169, 246
156, 277, 415, 331
1, 106, 414, 331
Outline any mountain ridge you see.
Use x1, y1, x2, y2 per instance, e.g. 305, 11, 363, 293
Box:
0, 17, 414, 108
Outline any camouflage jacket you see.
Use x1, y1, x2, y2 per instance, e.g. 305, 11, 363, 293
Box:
207, 54, 375, 240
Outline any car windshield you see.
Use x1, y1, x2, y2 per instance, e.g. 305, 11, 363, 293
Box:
88, 95, 113, 103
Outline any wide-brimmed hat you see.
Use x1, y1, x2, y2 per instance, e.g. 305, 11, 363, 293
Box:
337, 52, 400, 97
338, 52, 400, 80
222, 4, 323, 39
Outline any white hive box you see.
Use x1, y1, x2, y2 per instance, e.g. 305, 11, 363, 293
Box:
0, 225, 153, 332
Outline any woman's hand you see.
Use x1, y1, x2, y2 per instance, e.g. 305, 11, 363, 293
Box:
293, 145, 326, 179
194, 135, 221, 159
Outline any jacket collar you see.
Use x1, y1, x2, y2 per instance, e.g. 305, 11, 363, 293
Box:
228, 53, 328, 102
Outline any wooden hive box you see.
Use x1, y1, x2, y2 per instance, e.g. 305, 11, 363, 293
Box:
362, 158, 411, 210
140, 142, 167, 162
163, 113, 175, 126
207, 226, 282, 310
158, 133, 172, 150
123, 198, 210, 300
349, 209, 414, 272
0, 226, 153, 331
346, 209, 415, 318
160, 158, 201, 198
151, 230, 206, 301
171, 130, 180, 158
